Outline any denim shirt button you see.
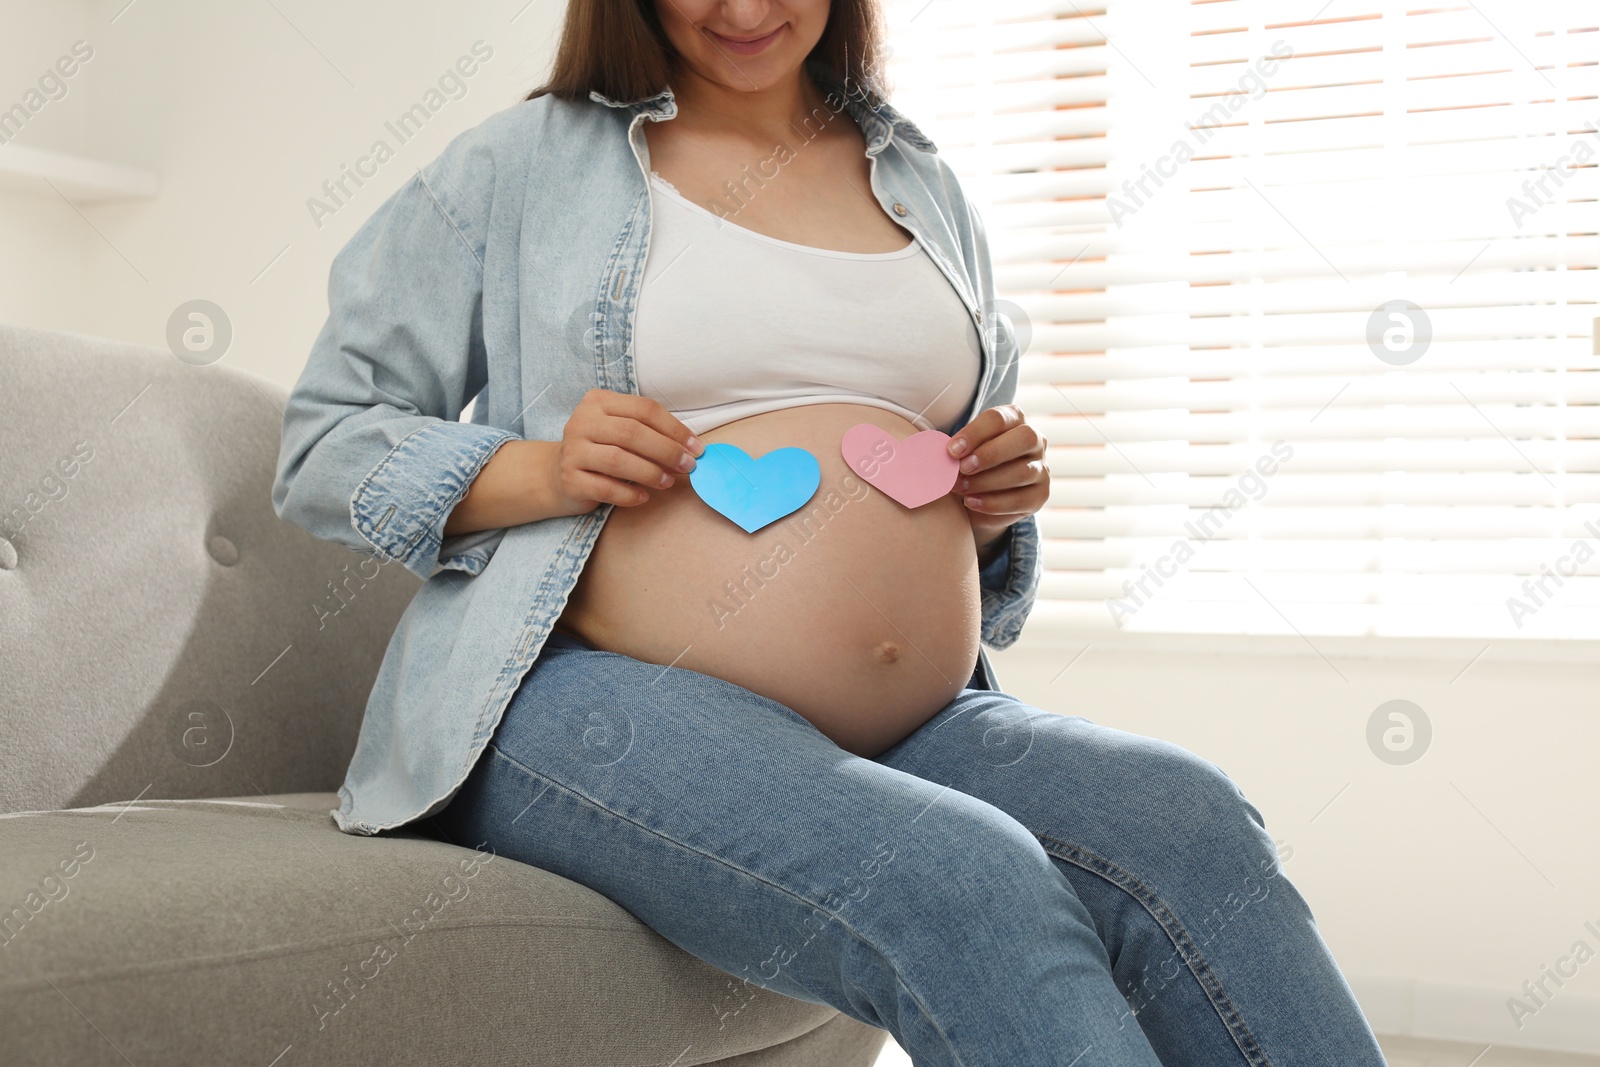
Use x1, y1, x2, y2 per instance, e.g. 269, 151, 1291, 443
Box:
892, 202, 908, 217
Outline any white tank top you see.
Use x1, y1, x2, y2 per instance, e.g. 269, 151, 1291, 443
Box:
632, 171, 982, 436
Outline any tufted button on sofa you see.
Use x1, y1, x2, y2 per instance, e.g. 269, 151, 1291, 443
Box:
0, 323, 890, 1067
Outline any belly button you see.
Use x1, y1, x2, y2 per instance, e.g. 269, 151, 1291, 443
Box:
873, 640, 900, 664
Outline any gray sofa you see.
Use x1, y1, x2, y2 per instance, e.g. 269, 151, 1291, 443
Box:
0, 323, 889, 1067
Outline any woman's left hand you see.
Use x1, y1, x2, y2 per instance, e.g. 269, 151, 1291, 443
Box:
946, 404, 1050, 564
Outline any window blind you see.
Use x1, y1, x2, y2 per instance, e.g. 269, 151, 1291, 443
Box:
883, 0, 1600, 640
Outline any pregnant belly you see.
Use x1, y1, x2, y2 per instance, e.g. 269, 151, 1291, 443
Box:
554, 402, 983, 756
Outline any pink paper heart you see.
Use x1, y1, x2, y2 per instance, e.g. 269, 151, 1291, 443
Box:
840, 423, 961, 509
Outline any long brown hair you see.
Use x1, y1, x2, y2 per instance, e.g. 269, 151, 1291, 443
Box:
525, 0, 890, 106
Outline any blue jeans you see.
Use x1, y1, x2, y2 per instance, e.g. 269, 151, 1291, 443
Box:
430, 630, 1386, 1066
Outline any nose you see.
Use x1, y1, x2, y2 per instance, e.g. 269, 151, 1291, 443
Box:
714, 0, 774, 34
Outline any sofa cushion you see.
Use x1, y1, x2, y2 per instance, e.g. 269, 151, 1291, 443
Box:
0, 793, 871, 1066
0, 323, 422, 815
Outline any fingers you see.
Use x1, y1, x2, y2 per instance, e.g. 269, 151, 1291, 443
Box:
562, 392, 1052, 517
565, 467, 652, 508
566, 389, 706, 505
590, 390, 704, 474
571, 440, 683, 491
952, 415, 1046, 479
947, 403, 1024, 461
948, 413, 1050, 520
955, 456, 1048, 497
959, 462, 1049, 517
599, 390, 705, 460
588, 418, 697, 482
962, 486, 1044, 516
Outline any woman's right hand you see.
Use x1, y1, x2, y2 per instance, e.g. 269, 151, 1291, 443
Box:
545, 388, 704, 515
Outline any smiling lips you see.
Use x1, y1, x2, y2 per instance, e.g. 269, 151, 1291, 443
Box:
707, 25, 786, 56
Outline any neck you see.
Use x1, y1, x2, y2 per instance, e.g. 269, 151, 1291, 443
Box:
666, 62, 834, 144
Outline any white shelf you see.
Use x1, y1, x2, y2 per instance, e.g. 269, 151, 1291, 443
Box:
0, 143, 158, 202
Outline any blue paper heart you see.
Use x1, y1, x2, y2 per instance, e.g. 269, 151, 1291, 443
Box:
688, 443, 821, 534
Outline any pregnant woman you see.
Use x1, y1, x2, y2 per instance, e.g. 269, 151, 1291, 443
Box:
273, 1, 1387, 1064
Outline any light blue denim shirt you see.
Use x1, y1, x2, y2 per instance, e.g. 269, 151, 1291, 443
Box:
272, 60, 1041, 836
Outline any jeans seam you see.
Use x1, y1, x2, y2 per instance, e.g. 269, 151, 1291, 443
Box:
1033, 831, 1273, 1067
482, 743, 971, 1067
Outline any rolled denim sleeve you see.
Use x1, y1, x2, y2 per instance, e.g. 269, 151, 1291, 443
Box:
272, 126, 518, 582
947, 160, 1043, 650
349, 420, 516, 579
978, 513, 1041, 650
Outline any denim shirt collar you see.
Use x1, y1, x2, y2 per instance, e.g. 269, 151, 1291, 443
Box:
587, 60, 938, 156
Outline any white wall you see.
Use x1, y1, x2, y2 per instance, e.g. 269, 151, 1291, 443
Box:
0, 1, 92, 332
0, 0, 566, 384
3, 0, 1597, 1054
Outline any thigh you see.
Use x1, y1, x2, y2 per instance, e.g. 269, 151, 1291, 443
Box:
873, 689, 1282, 949
428, 641, 1087, 1020
872, 689, 1361, 1064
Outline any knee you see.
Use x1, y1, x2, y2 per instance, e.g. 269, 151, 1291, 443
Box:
879, 791, 1081, 930
1113, 739, 1273, 863
840, 794, 1107, 1003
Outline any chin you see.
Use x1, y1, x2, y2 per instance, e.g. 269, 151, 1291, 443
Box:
680, 23, 823, 87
